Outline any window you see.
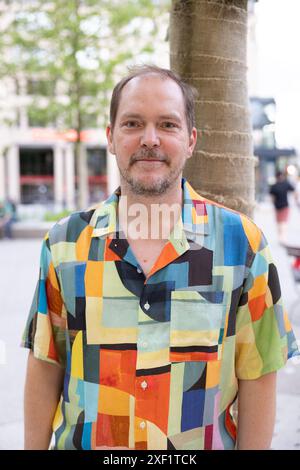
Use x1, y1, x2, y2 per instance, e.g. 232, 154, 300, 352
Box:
27, 79, 56, 96
20, 147, 54, 204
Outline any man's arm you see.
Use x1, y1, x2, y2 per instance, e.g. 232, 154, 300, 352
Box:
24, 351, 64, 450
237, 372, 277, 450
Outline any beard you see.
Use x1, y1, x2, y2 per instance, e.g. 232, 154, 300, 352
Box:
118, 148, 185, 196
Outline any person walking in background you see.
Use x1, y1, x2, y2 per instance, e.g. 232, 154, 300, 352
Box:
270, 170, 295, 244
0, 198, 17, 239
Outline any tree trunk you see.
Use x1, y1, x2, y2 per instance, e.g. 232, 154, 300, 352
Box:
73, 0, 89, 211
75, 140, 89, 210
169, 0, 256, 217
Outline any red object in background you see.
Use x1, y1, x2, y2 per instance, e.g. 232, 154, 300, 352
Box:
31, 128, 100, 143
20, 175, 54, 184
292, 257, 300, 269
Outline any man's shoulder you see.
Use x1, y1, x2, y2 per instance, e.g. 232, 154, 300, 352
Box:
46, 202, 105, 247
200, 192, 256, 225
201, 195, 264, 249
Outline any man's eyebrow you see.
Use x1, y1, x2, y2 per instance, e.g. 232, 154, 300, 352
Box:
119, 113, 143, 120
119, 112, 182, 121
159, 113, 182, 121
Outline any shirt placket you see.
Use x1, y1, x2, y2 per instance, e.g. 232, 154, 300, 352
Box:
106, 226, 192, 449
134, 320, 149, 449
133, 283, 152, 449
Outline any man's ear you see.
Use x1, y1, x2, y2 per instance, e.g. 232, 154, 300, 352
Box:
187, 127, 197, 159
106, 125, 115, 154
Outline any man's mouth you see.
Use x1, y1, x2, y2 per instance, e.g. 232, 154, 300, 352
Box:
130, 150, 169, 167
135, 159, 165, 162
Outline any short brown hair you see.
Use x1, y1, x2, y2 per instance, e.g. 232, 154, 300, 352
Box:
109, 64, 198, 134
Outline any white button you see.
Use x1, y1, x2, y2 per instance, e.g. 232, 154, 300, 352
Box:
141, 380, 148, 390
139, 421, 146, 429
142, 341, 148, 348
144, 302, 150, 311
137, 267, 142, 273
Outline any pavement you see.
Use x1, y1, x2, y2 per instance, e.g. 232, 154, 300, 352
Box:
0, 198, 300, 450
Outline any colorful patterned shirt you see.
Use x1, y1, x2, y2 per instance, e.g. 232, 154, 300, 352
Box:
22, 179, 299, 450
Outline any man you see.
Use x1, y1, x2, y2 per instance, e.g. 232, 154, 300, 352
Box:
269, 170, 295, 244
22, 65, 299, 450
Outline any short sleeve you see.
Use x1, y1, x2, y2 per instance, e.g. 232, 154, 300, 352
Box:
21, 234, 67, 368
235, 234, 299, 380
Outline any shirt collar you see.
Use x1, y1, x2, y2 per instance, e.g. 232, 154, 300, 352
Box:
90, 178, 210, 240
181, 178, 209, 237
90, 188, 120, 238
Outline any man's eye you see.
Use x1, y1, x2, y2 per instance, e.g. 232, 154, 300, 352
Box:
124, 121, 139, 128
161, 122, 177, 129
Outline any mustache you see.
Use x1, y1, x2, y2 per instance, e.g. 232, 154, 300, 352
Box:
130, 149, 169, 165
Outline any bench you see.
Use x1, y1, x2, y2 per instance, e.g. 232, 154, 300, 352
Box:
11, 221, 53, 239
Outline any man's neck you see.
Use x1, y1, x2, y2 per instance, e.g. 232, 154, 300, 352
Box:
118, 179, 183, 241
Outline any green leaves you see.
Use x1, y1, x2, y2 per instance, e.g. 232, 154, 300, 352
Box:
0, 0, 169, 130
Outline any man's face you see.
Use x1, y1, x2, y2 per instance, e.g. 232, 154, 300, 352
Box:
106, 74, 197, 196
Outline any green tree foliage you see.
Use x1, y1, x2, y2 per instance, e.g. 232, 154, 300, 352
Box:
1, 0, 169, 129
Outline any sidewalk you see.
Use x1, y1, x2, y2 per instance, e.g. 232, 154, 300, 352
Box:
0, 200, 299, 450
0, 239, 40, 450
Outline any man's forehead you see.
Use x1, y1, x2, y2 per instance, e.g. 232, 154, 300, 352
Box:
118, 74, 185, 111
123, 73, 181, 93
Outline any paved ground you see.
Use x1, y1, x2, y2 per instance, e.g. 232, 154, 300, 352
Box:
0, 199, 300, 450
0, 238, 40, 450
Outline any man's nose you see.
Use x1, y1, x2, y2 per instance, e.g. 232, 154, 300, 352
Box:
140, 124, 160, 148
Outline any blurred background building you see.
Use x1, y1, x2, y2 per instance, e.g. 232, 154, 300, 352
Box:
0, 122, 110, 211
0, 1, 127, 214
250, 96, 297, 200
248, 0, 298, 201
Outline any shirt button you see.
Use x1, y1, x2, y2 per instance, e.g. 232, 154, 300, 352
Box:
137, 267, 142, 273
144, 302, 150, 311
141, 380, 148, 390
139, 421, 146, 429
142, 341, 148, 348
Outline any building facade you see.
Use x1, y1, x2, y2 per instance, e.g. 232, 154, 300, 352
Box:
0, 125, 120, 211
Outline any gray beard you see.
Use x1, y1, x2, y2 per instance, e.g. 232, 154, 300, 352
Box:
118, 149, 185, 196
119, 164, 185, 196
121, 175, 173, 196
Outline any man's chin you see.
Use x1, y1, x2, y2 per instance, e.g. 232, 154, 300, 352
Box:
127, 177, 171, 196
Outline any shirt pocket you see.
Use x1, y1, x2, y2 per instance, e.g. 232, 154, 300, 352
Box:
169, 290, 226, 362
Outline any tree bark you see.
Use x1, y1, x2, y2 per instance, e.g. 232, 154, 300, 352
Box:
170, 0, 256, 216
73, 0, 89, 210
76, 140, 89, 210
